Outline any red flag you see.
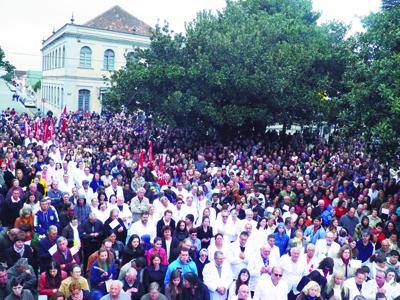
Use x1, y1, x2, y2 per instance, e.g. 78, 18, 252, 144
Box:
24, 118, 31, 137
48, 118, 55, 140
139, 150, 145, 172
148, 141, 154, 163
43, 118, 49, 142
61, 105, 67, 133
158, 156, 164, 176
34, 117, 41, 140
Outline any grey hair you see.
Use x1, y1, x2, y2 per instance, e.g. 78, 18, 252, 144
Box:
125, 268, 137, 277
148, 281, 160, 292
57, 236, 67, 245
214, 250, 224, 259
109, 280, 123, 289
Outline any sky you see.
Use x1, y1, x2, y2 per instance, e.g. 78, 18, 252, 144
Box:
0, 0, 381, 71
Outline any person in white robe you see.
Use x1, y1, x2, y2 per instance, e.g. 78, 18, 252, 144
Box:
203, 250, 233, 300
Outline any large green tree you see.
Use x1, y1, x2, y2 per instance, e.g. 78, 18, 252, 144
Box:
0, 47, 15, 82
104, 0, 347, 137
338, 0, 400, 159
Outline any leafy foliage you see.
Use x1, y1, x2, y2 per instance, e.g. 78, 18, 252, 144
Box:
339, 1, 400, 160
104, 0, 347, 138
0, 47, 15, 82
33, 80, 41, 93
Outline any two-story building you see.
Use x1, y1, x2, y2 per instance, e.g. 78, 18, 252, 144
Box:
41, 5, 152, 113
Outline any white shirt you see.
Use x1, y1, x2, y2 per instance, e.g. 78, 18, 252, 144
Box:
172, 206, 186, 222
344, 277, 368, 300
248, 252, 278, 291
181, 203, 198, 221
95, 209, 110, 224
172, 187, 189, 199
314, 239, 341, 261
214, 220, 236, 243
253, 276, 288, 300
115, 203, 133, 228
127, 220, 156, 242
78, 187, 96, 202
226, 241, 254, 278
280, 254, 306, 293
105, 185, 124, 200
203, 262, 233, 300
363, 280, 394, 300
59, 179, 75, 195
300, 253, 320, 275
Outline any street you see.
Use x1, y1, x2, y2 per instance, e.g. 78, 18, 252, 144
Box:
0, 78, 35, 115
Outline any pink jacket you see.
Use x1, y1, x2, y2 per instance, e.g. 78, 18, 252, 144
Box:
146, 247, 168, 266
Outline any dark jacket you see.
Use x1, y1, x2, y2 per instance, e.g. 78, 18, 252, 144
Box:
61, 223, 79, 248
296, 292, 324, 300
7, 264, 37, 292
73, 201, 91, 225
143, 265, 167, 293
121, 246, 145, 266
182, 283, 210, 300
2, 199, 24, 227
122, 277, 145, 300
156, 218, 176, 238
297, 270, 328, 296
194, 257, 210, 282
104, 217, 127, 243
324, 285, 350, 300
52, 249, 80, 273
0, 233, 14, 263
162, 238, 180, 263
6, 245, 34, 268
80, 219, 104, 247
4, 289, 34, 300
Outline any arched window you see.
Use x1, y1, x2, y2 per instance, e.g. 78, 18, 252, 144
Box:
80, 46, 92, 68
78, 89, 90, 111
103, 49, 115, 70
126, 51, 136, 64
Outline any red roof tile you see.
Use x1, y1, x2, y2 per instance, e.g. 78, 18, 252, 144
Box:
84, 5, 152, 37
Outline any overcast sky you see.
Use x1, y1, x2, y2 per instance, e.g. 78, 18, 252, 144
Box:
0, 0, 381, 70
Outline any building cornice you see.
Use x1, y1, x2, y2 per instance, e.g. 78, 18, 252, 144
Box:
42, 24, 151, 51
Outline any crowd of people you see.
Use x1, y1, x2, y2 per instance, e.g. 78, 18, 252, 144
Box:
0, 107, 400, 300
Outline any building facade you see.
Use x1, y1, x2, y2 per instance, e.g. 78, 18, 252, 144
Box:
41, 5, 151, 114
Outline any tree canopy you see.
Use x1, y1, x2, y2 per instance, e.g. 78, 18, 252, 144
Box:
104, 0, 400, 159
104, 0, 347, 138
338, 0, 400, 160
0, 47, 15, 82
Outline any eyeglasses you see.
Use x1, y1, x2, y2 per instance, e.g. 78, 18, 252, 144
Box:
273, 273, 283, 277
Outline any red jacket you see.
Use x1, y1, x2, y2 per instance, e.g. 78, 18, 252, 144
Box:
38, 270, 68, 296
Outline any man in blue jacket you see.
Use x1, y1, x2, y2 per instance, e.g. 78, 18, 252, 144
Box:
304, 216, 326, 244
37, 225, 59, 271
164, 248, 198, 286
34, 198, 60, 235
